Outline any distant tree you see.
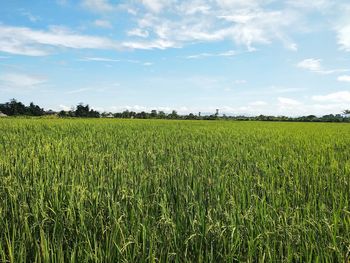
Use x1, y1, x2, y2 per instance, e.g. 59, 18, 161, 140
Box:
169, 110, 178, 119
158, 111, 166, 119
185, 113, 196, 120
343, 110, 350, 115
0, 99, 27, 116
58, 110, 68, 117
75, 103, 89, 117
74, 103, 100, 118
28, 102, 45, 116
150, 110, 158, 118
121, 110, 130, 118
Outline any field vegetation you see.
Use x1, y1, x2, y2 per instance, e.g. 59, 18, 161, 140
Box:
0, 118, 349, 262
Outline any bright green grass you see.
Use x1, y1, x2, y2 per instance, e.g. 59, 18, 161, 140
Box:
0, 118, 349, 262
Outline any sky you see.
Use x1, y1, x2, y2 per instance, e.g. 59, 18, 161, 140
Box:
0, 0, 350, 116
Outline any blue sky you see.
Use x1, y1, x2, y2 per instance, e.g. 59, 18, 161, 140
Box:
0, 0, 350, 116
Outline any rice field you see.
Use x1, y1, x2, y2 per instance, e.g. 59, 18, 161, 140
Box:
0, 118, 349, 262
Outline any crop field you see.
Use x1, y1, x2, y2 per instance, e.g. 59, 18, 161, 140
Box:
0, 118, 349, 262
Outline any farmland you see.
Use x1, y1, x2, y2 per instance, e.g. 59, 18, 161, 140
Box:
0, 118, 349, 262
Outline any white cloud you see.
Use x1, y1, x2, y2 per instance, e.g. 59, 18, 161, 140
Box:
297, 58, 349, 74
127, 28, 149, 38
0, 1, 309, 55
176, 1, 211, 15
80, 57, 153, 66
65, 88, 91, 94
59, 104, 71, 111
140, 0, 172, 13
249, 101, 267, 106
0, 25, 120, 56
337, 24, 350, 51
20, 10, 40, 22
297, 58, 322, 71
234, 79, 247, 84
94, 19, 112, 28
278, 97, 302, 107
338, 75, 350, 82
186, 50, 236, 59
287, 0, 333, 10
0, 72, 47, 90
312, 91, 350, 103
126, 1, 299, 51
82, 0, 114, 12
80, 57, 120, 62
122, 39, 177, 50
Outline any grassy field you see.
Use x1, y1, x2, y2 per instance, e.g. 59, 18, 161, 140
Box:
0, 118, 349, 262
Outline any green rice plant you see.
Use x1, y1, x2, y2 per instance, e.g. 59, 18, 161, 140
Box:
0, 118, 349, 262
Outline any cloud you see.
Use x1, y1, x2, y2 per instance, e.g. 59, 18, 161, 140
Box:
94, 19, 112, 28
59, 104, 72, 111
140, 0, 171, 13
0, 72, 47, 90
65, 88, 91, 94
287, 0, 333, 10
125, 1, 299, 51
0, 25, 121, 56
337, 24, 350, 51
297, 58, 349, 74
278, 97, 302, 107
337, 75, 350, 82
121, 39, 177, 50
297, 58, 322, 71
80, 57, 121, 62
20, 10, 40, 22
186, 50, 236, 59
80, 57, 153, 66
249, 101, 267, 106
127, 28, 149, 38
234, 79, 247, 84
82, 0, 114, 12
312, 91, 350, 103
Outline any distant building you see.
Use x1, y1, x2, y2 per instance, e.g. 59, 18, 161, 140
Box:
0, 111, 7, 117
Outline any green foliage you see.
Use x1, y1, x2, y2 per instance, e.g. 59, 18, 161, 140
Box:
0, 99, 44, 116
0, 119, 349, 262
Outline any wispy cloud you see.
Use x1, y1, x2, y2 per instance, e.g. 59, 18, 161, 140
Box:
127, 28, 149, 38
297, 58, 349, 74
0, 72, 47, 90
278, 97, 302, 107
336, 24, 350, 52
20, 10, 40, 22
249, 101, 267, 106
337, 75, 350, 82
312, 91, 350, 103
93, 19, 112, 29
65, 88, 92, 94
79, 57, 153, 66
80, 57, 121, 62
186, 50, 237, 59
82, 0, 114, 12
0, 25, 119, 56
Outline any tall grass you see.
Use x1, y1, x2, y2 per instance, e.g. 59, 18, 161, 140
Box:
0, 119, 349, 262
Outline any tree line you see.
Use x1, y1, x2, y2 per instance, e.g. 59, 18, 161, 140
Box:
1, 99, 350, 122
